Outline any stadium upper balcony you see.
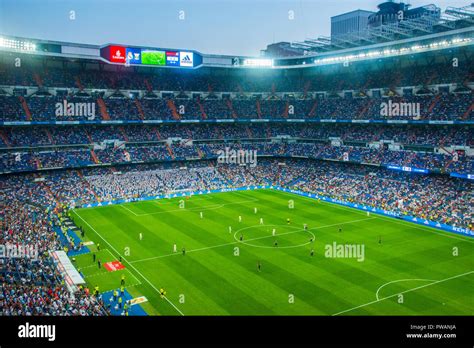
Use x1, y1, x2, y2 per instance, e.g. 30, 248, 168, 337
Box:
0, 32, 473, 124
0, 91, 472, 123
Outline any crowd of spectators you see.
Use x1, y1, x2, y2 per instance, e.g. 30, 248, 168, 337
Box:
1, 93, 472, 122
2, 124, 472, 148
0, 176, 109, 316
1, 60, 471, 92
1, 52, 472, 317
1, 140, 471, 175
2, 158, 470, 230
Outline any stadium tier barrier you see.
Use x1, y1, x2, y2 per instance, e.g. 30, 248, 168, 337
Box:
77, 185, 474, 238
2, 119, 474, 126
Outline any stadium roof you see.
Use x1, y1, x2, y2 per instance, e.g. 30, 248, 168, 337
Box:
291, 3, 474, 54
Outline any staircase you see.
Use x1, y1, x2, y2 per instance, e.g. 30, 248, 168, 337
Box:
154, 127, 162, 140
134, 99, 145, 120
0, 130, 11, 147
197, 147, 204, 159
308, 99, 318, 118
153, 127, 162, 140
265, 124, 272, 139
196, 98, 207, 119
19, 96, 32, 121
119, 127, 129, 142
303, 80, 311, 98
425, 71, 437, 86
33, 73, 43, 88
90, 150, 100, 164
358, 99, 373, 119
41, 182, 61, 205
45, 128, 55, 144
226, 99, 237, 119
74, 76, 84, 90
256, 100, 262, 119
166, 144, 175, 159
427, 94, 441, 113
283, 101, 289, 118
84, 129, 94, 144
246, 126, 253, 139
97, 98, 111, 120
186, 128, 193, 139
166, 99, 180, 120
144, 78, 153, 92
77, 170, 100, 201
34, 157, 42, 170
462, 101, 474, 120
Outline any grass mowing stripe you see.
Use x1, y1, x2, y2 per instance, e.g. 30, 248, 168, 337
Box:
72, 209, 185, 316
126, 197, 260, 217
275, 190, 474, 244
332, 270, 474, 316
130, 217, 375, 264
71, 190, 473, 315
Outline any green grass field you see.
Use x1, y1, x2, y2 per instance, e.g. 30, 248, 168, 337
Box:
70, 189, 474, 316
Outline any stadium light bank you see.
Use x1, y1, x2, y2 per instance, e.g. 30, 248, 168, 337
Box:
0, 37, 36, 51
242, 58, 274, 68
312, 37, 471, 66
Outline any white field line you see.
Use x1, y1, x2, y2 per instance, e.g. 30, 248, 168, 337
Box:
76, 248, 117, 270
375, 278, 436, 301
120, 204, 139, 216
373, 215, 474, 244
277, 191, 474, 244
151, 194, 216, 206
72, 210, 184, 316
120, 198, 260, 217
78, 264, 99, 271
332, 270, 474, 316
130, 217, 375, 264
84, 267, 142, 287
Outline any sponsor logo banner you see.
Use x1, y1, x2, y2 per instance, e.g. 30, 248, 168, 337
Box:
130, 296, 148, 306
126, 47, 141, 64
109, 45, 126, 63
179, 51, 194, 67
103, 260, 125, 272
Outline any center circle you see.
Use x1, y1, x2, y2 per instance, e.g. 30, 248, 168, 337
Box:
233, 224, 315, 249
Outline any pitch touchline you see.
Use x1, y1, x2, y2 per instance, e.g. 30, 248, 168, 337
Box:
332, 270, 474, 316
72, 210, 185, 316
129, 217, 375, 264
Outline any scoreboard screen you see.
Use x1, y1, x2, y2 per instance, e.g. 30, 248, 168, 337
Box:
141, 50, 166, 65
100, 44, 200, 68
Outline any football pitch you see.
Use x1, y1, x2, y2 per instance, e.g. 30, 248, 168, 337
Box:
70, 189, 474, 316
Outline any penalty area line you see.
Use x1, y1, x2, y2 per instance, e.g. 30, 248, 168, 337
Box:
332, 270, 474, 316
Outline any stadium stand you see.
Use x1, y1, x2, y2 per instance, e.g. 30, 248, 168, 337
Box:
0, 26, 472, 317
